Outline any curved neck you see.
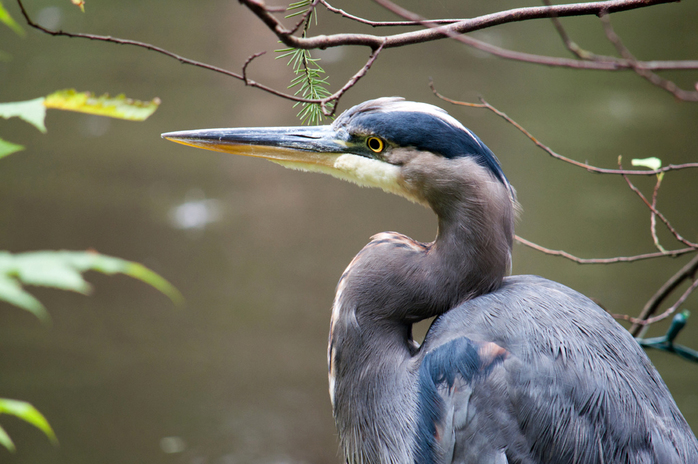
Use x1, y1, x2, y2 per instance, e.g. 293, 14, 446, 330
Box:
328, 169, 515, 463
429, 178, 515, 307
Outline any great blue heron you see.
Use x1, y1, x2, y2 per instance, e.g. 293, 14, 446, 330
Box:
163, 98, 698, 463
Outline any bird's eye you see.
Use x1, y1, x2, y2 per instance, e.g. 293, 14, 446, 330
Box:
366, 137, 385, 153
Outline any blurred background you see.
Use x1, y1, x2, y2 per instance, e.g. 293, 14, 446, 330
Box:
1, 0, 697, 463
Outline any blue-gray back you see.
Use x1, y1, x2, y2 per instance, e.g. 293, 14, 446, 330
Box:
417, 275, 698, 464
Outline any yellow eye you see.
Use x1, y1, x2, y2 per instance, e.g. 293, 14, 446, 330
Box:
366, 137, 385, 153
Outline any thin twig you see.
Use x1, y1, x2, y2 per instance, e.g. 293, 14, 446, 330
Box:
599, 13, 698, 101
515, 235, 696, 264
365, 0, 698, 71
15, 0, 325, 105
320, 0, 460, 27
242, 52, 266, 84
650, 174, 666, 253
241, 0, 683, 51
619, 160, 698, 248
321, 40, 385, 116
430, 87, 698, 176
361, 0, 698, 88
19, 0, 698, 110
544, 0, 587, 59
449, 33, 698, 72
441, 32, 698, 72
543, 0, 607, 61
629, 253, 698, 335
615, 278, 698, 325
288, 0, 321, 35
16, 0, 376, 111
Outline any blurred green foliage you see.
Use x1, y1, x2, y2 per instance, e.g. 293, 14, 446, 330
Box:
0, 89, 176, 450
0, 399, 57, 452
0, 7, 178, 452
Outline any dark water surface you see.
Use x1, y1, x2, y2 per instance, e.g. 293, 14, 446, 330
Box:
1, 1, 697, 463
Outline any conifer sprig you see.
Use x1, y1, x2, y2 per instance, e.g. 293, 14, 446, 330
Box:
276, 0, 333, 125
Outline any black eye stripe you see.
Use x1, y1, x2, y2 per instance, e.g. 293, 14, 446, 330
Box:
347, 111, 508, 187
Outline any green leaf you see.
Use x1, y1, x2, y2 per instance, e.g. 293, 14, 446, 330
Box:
0, 138, 24, 159
0, 251, 92, 293
0, 98, 47, 133
70, 0, 85, 12
0, 399, 57, 446
44, 89, 160, 121
0, 274, 49, 323
0, 250, 184, 322
119, 262, 185, 305
0, 1, 25, 36
0, 424, 15, 452
631, 157, 662, 171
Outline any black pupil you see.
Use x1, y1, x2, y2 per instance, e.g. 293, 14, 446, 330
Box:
368, 138, 382, 151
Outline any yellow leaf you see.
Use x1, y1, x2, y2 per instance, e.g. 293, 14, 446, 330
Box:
44, 89, 160, 121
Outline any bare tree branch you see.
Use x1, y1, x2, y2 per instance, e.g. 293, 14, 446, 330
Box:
324, 0, 698, 73
367, 0, 698, 71
543, 0, 610, 60
320, 0, 460, 27
433, 89, 697, 266
15, 0, 331, 105
650, 174, 666, 253
599, 13, 698, 101
629, 253, 698, 335
438, 31, 698, 72
18, 0, 698, 113
643, 279, 698, 324
515, 235, 696, 264
320, 40, 386, 115
619, 161, 698, 248
241, 51, 266, 84
239, 0, 681, 50
615, 278, 698, 326
15, 0, 379, 111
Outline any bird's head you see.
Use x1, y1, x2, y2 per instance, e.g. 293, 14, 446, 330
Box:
162, 97, 515, 214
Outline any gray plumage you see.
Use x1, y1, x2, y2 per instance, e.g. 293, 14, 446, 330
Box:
162, 97, 698, 464
422, 275, 696, 463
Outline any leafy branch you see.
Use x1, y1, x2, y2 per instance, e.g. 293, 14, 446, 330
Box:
276, 0, 333, 125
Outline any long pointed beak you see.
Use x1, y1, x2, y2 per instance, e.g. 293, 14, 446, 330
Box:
161, 123, 420, 205
161, 126, 350, 168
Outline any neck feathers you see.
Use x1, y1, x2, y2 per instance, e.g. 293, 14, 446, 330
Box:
328, 153, 516, 463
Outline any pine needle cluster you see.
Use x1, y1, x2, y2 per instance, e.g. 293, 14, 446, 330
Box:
276, 1, 333, 125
